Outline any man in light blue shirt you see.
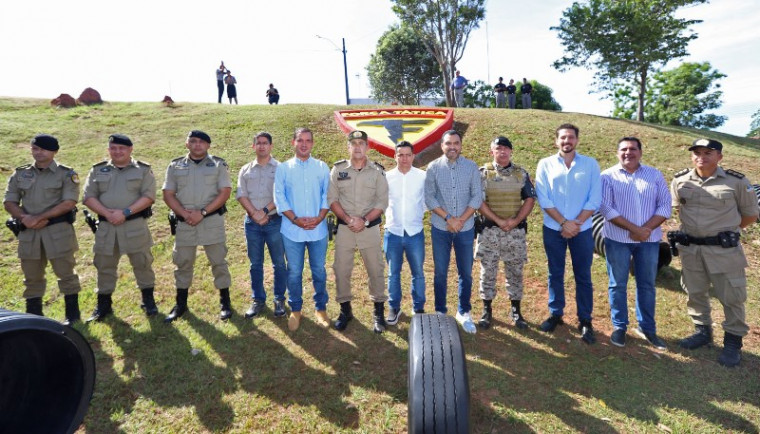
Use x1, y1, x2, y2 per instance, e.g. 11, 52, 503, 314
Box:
274, 127, 331, 331
450, 70, 469, 108
535, 123, 601, 344
424, 130, 483, 333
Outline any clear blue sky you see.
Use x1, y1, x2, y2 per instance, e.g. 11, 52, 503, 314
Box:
1, 0, 757, 136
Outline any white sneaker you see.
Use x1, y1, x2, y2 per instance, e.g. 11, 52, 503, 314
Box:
455, 311, 477, 334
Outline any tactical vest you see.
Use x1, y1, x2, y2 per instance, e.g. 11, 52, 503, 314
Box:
483, 163, 523, 219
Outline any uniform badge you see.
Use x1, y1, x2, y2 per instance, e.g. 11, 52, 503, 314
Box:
99, 167, 111, 172
71, 173, 80, 184
338, 172, 350, 180
206, 162, 215, 167
21, 171, 34, 179
176, 161, 189, 168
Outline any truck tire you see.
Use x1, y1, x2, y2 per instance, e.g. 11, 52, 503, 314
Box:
408, 313, 470, 434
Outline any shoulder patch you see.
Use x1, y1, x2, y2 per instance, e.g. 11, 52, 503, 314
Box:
674, 168, 690, 177
92, 160, 108, 168
725, 169, 745, 179
333, 159, 348, 167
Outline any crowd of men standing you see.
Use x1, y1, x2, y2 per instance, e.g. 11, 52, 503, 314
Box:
4, 124, 758, 367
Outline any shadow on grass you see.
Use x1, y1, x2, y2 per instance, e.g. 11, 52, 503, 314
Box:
468, 315, 760, 433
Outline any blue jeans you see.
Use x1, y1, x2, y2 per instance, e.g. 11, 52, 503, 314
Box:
605, 239, 659, 334
282, 235, 328, 312
245, 216, 287, 302
384, 230, 426, 311
542, 226, 594, 322
431, 226, 474, 315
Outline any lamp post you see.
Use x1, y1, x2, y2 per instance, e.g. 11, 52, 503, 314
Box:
316, 35, 350, 105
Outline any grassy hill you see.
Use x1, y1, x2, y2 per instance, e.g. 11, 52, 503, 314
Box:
1, 98, 759, 433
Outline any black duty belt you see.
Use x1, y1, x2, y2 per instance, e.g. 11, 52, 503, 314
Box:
99, 207, 153, 222
177, 205, 227, 222
337, 217, 382, 229
686, 232, 740, 246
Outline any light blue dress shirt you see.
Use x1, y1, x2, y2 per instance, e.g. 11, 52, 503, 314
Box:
535, 152, 601, 231
274, 156, 330, 242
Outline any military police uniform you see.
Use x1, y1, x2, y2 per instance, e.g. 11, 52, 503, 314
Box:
163, 153, 232, 290
328, 158, 389, 305
3, 134, 81, 322
671, 139, 759, 366
476, 158, 536, 328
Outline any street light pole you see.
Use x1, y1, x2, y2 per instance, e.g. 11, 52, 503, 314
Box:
317, 35, 350, 105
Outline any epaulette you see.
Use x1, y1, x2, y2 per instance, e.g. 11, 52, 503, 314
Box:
674, 168, 690, 177
726, 169, 745, 179
58, 163, 75, 173
373, 161, 385, 171
333, 159, 348, 167
210, 155, 228, 167
15, 163, 32, 171
136, 160, 151, 167
171, 156, 185, 162
92, 160, 108, 168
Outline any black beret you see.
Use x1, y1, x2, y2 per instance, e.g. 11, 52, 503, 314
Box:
31, 134, 59, 151
188, 130, 211, 144
688, 138, 722, 152
109, 134, 133, 147
492, 136, 513, 149
348, 130, 368, 142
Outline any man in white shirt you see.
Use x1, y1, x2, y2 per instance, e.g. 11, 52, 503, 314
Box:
383, 141, 427, 325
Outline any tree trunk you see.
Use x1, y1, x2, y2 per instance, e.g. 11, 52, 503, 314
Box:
637, 69, 647, 122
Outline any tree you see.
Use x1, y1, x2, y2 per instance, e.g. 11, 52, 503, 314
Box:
392, 0, 486, 107
613, 62, 727, 129
748, 109, 760, 138
463, 80, 493, 108
366, 25, 443, 105
551, 0, 706, 121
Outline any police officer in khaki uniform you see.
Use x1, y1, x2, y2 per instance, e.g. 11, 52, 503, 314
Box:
3, 134, 82, 325
476, 136, 536, 330
671, 138, 759, 367
82, 134, 157, 322
328, 130, 389, 333
162, 130, 233, 322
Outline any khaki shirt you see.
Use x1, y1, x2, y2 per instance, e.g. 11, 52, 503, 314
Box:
236, 157, 278, 214
327, 159, 389, 217
83, 159, 156, 254
3, 160, 80, 259
163, 154, 231, 247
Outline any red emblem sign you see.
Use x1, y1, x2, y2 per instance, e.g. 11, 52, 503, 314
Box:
334, 108, 454, 157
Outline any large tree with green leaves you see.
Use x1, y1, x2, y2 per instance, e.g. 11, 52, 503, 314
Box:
366, 25, 443, 105
613, 62, 726, 129
749, 109, 760, 138
551, 0, 706, 121
391, 0, 486, 107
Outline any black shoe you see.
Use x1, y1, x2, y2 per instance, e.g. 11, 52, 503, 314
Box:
510, 300, 528, 330
245, 300, 265, 318
219, 288, 232, 321
87, 294, 113, 323
478, 308, 492, 329
386, 307, 401, 326
273, 299, 286, 318
540, 314, 564, 332
373, 302, 386, 333
634, 327, 667, 350
164, 288, 188, 323
25, 297, 43, 316
62, 294, 80, 326
579, 321, 596, 345
679, 325, 712, 350
718, 333, 743, 367
333, 302, 353, 331
140, 288, 158, 316
610, 328, 626, 347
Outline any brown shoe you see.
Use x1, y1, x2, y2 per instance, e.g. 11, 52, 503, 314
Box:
315, 310, 330, 327
288, 312, 302, 331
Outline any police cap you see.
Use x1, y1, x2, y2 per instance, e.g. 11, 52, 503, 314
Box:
188, 130, 212, 144
688, 138, 722, 152
347, 130, 368, 142
31, 134, 59, 151
109, 134, 133, 147
492, 136, 513, 149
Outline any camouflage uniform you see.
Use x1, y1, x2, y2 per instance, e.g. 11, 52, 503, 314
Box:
476, 162, 536, 301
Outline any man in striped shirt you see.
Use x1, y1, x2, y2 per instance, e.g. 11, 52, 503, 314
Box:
600, 137, 671, 349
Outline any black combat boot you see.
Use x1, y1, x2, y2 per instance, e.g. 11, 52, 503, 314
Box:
87, 294, 113, 322
219, 288, 232, 320
373, 302, 386, 334
478, 299, 492, 329
26, 297, 43, 316
679, 324, 712, 349
62, 293, 81, 326
140, 287, 158, 316
718, 333, 743, 367
510, 300, 528, 329
164, 288, 189, 323
333, 301, 353, 331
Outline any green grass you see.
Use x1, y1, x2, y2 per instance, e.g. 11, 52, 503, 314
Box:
1, 98, 759, 433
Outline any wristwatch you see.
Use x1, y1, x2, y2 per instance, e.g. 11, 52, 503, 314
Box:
200, 208, 208, 217
363, 216, 370, 227
262, 206, 270, 214
123, 208, 132, 217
